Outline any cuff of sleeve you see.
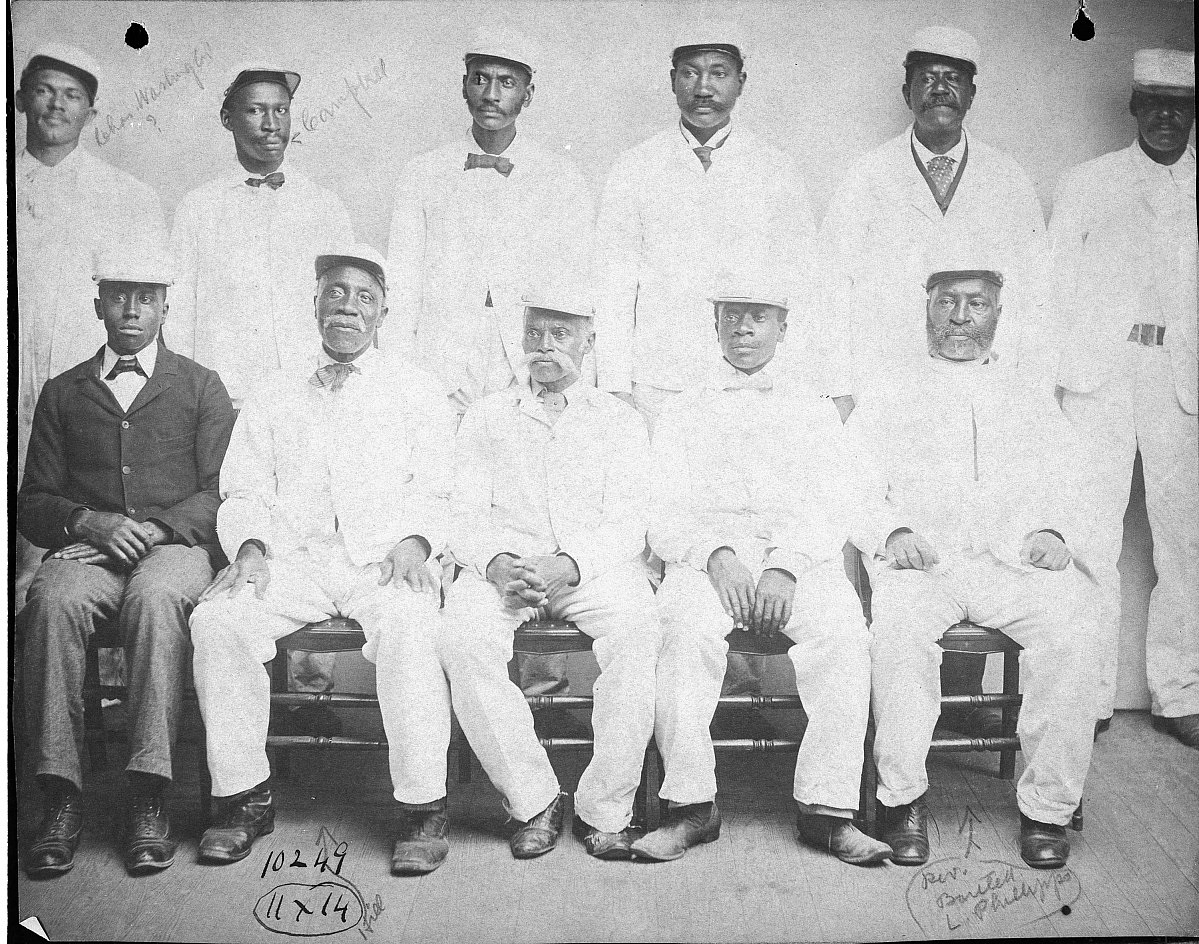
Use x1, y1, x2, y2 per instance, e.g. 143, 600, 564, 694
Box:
555, 551, 584, 586
63, 505, 91, 540
685, 539, 732, 573
763, 549, 809, 580
399, 534, 433, 560
597, 371, 633, 396
875, 526, 911, 560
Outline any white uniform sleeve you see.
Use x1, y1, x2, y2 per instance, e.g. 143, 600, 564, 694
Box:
592, 161, 643, 394
385, 162, 427, 350
402, 374, 456, 558
448, 403, 511, 577
215, 380, 279, 561
167, 194, 201, 360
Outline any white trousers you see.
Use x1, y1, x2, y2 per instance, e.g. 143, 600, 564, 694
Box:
1062, 346, 1199, 718
655, 560, 872, 812
191, 550, 449, 802
438, 562, 660, 833
870, 556, 1099, 826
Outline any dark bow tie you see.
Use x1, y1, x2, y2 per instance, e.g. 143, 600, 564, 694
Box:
246, 172, 285, 190
465, 153, 514, 177
105, 357, 147, 380
309, 361, 360, 393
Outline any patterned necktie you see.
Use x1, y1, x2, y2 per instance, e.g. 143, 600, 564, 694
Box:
538, 389, 567, 420
246, 172, 285, 190
106, 357, 146, 380
926, 155, 956, 200
465, 153, 514, 177
309, 361, 360, 393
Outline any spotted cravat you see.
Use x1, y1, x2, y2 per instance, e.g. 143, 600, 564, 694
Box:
309, 361, 360, 393
926, 155, 957, 200
246, 172, 285, 190
465, 153, 514, 177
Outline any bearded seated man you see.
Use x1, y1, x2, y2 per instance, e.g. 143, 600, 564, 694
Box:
849, 265, 1100, 870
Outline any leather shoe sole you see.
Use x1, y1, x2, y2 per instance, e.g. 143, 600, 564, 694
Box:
1019, 814, 1070, 870
798, 815, 893, 867
126, 843, 177, 875
199, 817, 275, 864
391, 839, 448, 875
26, 851, 78, 879
630, 804, 721, 862
572, 818, 636, 860
510, 794, 565, 860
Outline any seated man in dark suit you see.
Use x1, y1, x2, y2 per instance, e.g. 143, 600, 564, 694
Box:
18, 246, 236, 878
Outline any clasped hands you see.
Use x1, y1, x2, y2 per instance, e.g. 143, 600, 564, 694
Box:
486, 553, 581, 618
884, 529, 1071, 571
53, 510, 171, 567
706, 547, 796, 636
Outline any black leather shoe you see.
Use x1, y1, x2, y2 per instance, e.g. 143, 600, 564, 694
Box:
572, 816, 636, 860
391, 801, 449, 875
1094, 716, 1112, 740
26, 793, 84, 878
125, 795, 177, 875
1019, 812, 1070, 869
938, 705, 1006, 738
630, 802, 721, 862
509, 793, 566, 859
199, 781, 275, 863
881, 795, 930, 866
1152, 713, 1199, 748
796, 813, 893, 866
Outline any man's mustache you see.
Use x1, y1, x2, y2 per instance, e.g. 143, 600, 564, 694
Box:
521, 348, 575, 370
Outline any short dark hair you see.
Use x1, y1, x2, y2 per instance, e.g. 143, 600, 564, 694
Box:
903, 51, 977, 87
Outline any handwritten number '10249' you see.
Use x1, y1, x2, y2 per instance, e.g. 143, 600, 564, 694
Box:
261, 842, 347, 879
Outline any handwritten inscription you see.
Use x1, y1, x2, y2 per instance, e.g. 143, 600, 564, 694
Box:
95, 42, 215, 146
299, 58, 389, 135
254, 881, 364, 937
906, 857, 1081, 936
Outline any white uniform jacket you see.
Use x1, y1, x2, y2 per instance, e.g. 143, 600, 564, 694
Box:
816, 128, 1050, 398
1049, 141, 1197, 415
16, 146, 165, 470
648, 359, 858, 578
386, 131, 594, 395
848, 358, 1088, 572
449, 381, 651, 584
169, 164, 354, 403
216, 347, 454, 567
592, 123, 816, 394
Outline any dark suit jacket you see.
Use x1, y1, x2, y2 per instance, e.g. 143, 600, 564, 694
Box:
18, 343, 236, 562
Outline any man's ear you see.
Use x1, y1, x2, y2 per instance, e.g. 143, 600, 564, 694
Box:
376, 304, 390, 331
902, 83, 912, 110
81, 105, 96, 129
461, 74, 469, 102
582, 328, 596, 356
15, 87, 27, 114
777, 318, 788, 340
523, 81, 535, 109
220, 107, 232, 131
160, 300, 169, 323
668, 67, 677, 93
94, 298, 104, 321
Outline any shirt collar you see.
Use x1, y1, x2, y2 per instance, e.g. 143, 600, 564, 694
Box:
679, 119, 733, 152
466, 126, 529, 163
316, 344, 380, 372
232, 157, 292, 189
520, 376, 598, 407
910, 125, 968, 166
103, 342, 158, 377
1128, 137, 1196, 186
706, 355, 776, 390
20, 144, 84, 176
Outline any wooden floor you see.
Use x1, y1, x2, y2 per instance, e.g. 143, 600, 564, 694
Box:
13, 709, 1199, 943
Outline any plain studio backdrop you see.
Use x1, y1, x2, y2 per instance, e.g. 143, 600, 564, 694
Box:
10, 0, 1196, 707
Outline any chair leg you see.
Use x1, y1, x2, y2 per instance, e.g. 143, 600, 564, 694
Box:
859, 712, 878, 837
640, 742, 662, 831
457, 739, 474, 784
84, 647, 108, 770
269, 652, 292, 779
999, 650, 1020, 780
1071, 802, 1084, 832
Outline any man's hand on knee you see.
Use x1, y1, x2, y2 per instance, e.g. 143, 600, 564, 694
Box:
51, 541, 116, 566
69, 510, 154, 567
706, 547, 755, 629
750, 568, 796, 636
1021, 531, 1072, 571
199, 540, 271, 603
379, 536, 437, 594
884, 529, 940, 571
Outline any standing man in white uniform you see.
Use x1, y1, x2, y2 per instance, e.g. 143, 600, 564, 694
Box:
439, 293, 658, 861
818, 27, 1051, 736
15, 43, 166, 600
636, 285, 891, 867
851, 266, 1098, 870
190, 248, 458, 874
1051, 50, 1197, 747
171, 63, 355, 710
387, 28, 594, 721
592, 23, 816, 712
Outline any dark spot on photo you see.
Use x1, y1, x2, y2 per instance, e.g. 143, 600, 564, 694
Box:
126, 22, 149, 49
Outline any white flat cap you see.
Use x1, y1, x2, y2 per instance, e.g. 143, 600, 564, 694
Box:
672, 20, 747, 65
1133, 49, 1195, 95
315, 245, 388, 292
708, 271, 787, 311
522, 289, 593, 319
464, 26, 539, 75
905, 26, 981, 73
93, 245, 175, 287
22, 42, 102, 103
223, 62, 302, 104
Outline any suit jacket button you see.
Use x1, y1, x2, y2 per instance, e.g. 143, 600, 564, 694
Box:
121, 421, 130, 429
122, 465, 132, 475
128, 507, 136, 515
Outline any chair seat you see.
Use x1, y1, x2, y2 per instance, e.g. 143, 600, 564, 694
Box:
939, 621, 1022, 654
512, 619, 593, 655
276, 617, 365, 653
725, 628, 795, 656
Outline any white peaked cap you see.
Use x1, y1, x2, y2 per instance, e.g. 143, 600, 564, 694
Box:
315, 244, 389, 292
708, 270, 788, 311
22, 42, 102, 101
522, 288, 594, 319
1133, 49, 1195, 94
93, 244, 175, 287
671, 19, 747, 64
905, 25, 981, 73
464, 26, 539, 75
